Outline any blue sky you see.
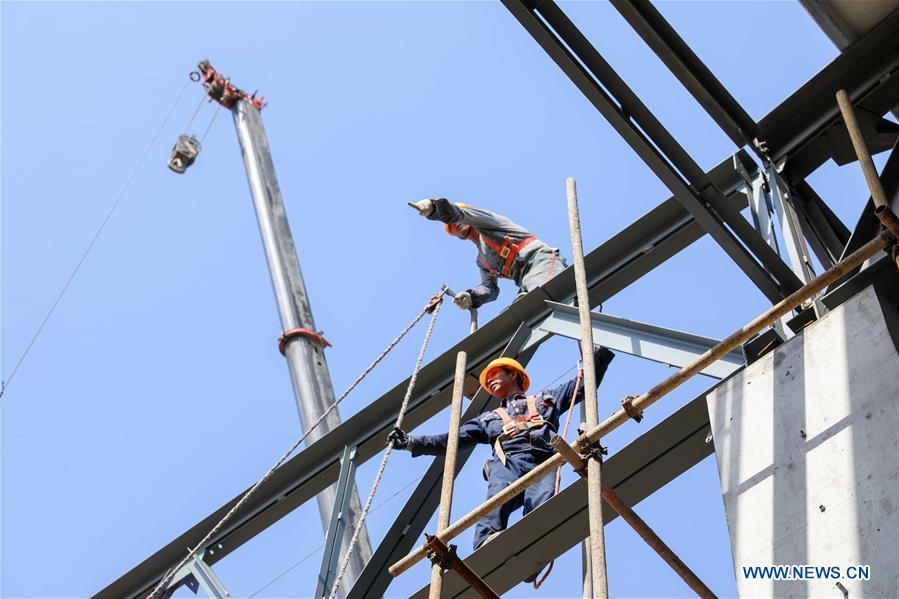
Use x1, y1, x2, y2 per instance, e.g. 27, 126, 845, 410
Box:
1, 1, 880, 598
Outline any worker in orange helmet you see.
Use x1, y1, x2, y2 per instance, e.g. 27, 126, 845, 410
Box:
389, 348, 614, 553
408, 199, 566, 310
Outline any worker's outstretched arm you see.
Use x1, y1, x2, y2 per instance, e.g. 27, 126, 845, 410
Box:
554, 347, 615, 414
403, 415, 490, 457
466, 265, 500, 309
424, 199, 533, 238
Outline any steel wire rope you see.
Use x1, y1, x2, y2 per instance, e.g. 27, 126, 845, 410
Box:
247, 473, 426, 598
145, 286, 446, 599
184, 92, 207, 133
0, 77, 194, 400
200, 104, 222, 142
326, 295, 445, 599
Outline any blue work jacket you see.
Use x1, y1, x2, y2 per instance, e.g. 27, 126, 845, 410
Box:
409, 349, 614, 461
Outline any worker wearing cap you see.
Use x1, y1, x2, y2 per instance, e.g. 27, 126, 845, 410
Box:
389, 348, 614, 551
407, 198, 566, 310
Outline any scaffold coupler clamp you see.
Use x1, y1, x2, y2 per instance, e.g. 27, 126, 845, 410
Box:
424, 533, 456, 571
576, 432, 607, 464
621, 395, 644, 423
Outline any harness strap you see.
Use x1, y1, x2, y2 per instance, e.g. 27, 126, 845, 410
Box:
479, 234, 538, 279
492, 397, 546, 465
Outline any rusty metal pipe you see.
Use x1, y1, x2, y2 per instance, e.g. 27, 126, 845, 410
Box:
567, 177, 610, 598
425, 535, 500, 599
600, 484, 716, 598
550, 434, 586, 476
836, 90, 899, 240
429, 350, 469, 599
551, 435, 715, 597
389, 233, 891, 577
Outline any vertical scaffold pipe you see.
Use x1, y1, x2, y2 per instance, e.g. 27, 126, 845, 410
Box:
566, 177, 610, 598
430, 348, 471, 598
232, 99, 372, 597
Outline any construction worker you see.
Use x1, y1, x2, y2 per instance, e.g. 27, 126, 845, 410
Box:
389, 348, 614, 553
407, 199, 566, 310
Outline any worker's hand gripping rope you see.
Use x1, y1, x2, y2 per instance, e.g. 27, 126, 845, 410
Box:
388, 426, 411, 450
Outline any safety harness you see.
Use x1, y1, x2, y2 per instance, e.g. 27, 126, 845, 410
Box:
478, 234, 538, 279
492, 395, 547, 465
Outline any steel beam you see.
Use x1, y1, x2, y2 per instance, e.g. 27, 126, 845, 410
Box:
609, 0, 760, 149
532, 302, 743, 379
163, 554, 231, 599
412, 382, 719, 598
842, 140, 899, 260
316, 446, 358, 599
786, 178, 850, 270
756, 9, 899, 177
503, 0, 803, 303
767, 165, 817, 286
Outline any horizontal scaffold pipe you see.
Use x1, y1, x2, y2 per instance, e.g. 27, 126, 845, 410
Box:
388, 231, 894, 577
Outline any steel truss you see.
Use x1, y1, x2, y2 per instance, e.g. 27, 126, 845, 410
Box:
97, 3, 899, 597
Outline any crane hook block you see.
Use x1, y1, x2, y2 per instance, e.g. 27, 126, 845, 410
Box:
168, 134, 202, 174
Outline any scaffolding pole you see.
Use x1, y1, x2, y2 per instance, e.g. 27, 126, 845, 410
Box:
566, 177, 610, 598
389, 231, 893, 577
429, 348, 470, 598
836, 89, 899, 268
551, 436, 716, 598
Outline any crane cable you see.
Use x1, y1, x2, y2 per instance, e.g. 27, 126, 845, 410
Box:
0, 76, 195, 401
326, 291, 444, 599
145, 286, 447, 599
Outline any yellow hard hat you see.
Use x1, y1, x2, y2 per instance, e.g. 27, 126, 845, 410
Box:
479, 357, 530, 393
445, 203, 473, 235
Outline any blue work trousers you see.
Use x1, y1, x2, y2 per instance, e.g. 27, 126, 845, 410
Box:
472, 452, 555, 550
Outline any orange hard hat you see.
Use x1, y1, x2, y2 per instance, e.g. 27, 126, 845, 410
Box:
479, 357, 530, 393
445, 203, 473, 236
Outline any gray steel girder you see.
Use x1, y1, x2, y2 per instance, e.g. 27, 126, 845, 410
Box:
502, 0, 803, 303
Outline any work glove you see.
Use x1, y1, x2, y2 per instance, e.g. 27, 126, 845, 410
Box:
388, 426, 411, 450
593, 346, 615, 380
407, 199, 435, 217
453, 291, 473, 310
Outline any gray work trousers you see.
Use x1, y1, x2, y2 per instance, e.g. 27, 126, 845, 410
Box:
517, 247, 566, 298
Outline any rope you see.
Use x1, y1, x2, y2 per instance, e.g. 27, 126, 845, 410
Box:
326, 294, 445, 599
247, 473, 426, 598
184, 92, 207, 133
533, 364, 583, 590
0, 77, 192, 401
145, 287, 445, 599
200, 104, 222, 142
